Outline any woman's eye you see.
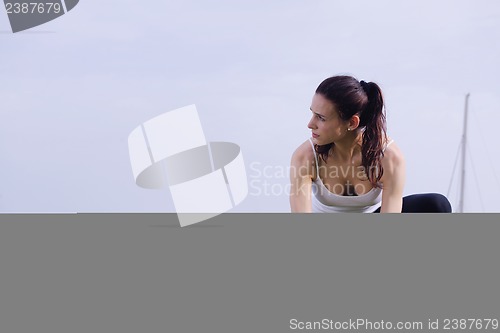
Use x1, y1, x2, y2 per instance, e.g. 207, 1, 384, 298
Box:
316, 115, 325, 121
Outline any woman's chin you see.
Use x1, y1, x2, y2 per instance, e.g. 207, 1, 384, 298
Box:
312, 136, 322, 144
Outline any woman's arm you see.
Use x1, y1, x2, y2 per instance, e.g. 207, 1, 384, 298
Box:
380, 143, 406, 213
289, 142, 315, 212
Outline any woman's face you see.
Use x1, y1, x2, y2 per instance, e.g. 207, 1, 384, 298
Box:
308, 93, 349, 145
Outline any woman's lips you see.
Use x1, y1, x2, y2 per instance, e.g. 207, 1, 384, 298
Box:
312, 133, 319, 138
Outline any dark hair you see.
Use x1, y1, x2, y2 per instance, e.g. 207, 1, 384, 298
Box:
315, 75, 387, 187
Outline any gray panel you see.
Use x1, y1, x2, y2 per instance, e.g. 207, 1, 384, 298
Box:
0, 213, 498, 332
5, 0, 65, 33
63, 0, 78, 12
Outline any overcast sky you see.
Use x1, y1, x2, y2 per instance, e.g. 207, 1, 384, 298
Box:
1, 0, 499, 212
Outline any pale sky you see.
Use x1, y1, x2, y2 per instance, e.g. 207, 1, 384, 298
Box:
1, 0, 499, 212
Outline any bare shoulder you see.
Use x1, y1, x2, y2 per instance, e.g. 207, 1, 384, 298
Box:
381, 139, 405, 173
290, 140, 316, 179
292, 140, 315, 162
380, 138, 406, 198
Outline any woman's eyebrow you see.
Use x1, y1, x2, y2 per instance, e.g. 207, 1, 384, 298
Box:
310, 108, 326, 117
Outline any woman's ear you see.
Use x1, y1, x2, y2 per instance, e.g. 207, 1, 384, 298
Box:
349, 115, 360, 130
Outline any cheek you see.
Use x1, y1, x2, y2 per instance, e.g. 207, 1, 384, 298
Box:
324, 124, 343, 137
317, 122, 328, 132
321, 122, 334, 133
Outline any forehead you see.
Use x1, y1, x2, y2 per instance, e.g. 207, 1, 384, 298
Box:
310, 93, 337, 117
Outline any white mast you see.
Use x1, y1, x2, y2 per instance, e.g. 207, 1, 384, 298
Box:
458, 93, 470, 213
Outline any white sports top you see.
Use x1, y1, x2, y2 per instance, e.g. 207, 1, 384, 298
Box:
309, 138, 394, 213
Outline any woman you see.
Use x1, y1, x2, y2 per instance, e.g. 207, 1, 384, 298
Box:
290, 75, 451, 213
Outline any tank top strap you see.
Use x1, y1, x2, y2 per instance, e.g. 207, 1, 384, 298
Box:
308, 138, 320, 177
382, 139, 394, 152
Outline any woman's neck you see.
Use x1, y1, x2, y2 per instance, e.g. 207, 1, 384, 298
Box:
330, 131, 363, 163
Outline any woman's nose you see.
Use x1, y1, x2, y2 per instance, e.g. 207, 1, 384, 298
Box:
307, 117, 316, 129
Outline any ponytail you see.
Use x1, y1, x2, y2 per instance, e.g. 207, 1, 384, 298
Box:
359, 81, 387, 187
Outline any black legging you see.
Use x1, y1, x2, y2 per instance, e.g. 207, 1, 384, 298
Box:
373, 193, 452, 213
